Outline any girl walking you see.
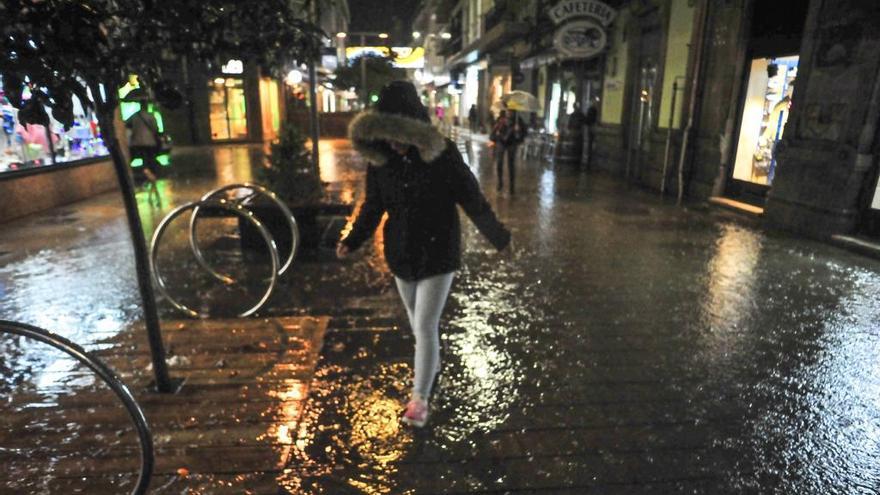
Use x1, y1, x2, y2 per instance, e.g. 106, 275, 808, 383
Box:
337, 81, 511, 427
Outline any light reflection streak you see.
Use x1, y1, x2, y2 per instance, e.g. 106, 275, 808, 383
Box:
443, 278, 523, 441
701, 223, 762, 342
213, 146, 254, 184
318, 138, 350, 184
277, 363, 410, 494
538, 168, 556, 214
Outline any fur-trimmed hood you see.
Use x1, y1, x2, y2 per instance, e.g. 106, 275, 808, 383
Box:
348, 111, 447, 165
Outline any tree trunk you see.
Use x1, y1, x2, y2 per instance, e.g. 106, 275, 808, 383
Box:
94, 87, 174, 393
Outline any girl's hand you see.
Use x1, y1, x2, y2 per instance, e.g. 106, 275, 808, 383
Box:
336, 242, 351, 259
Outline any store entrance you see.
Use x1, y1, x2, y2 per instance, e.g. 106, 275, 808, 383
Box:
730, 56, 797, 188
626, 26, 661, 182
209, 77, 249, 141
726, 0, 808, 206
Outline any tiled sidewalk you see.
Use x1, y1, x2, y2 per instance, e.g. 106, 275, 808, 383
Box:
1, 316, 327, 493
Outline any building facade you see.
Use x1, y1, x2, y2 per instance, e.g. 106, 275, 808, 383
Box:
415, 0, 880, 241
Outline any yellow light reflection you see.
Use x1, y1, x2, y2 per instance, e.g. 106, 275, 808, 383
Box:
261, 380, 309, 471
701, 223, 763, 352
213, 146, 254, 184
446, 279, 522, 441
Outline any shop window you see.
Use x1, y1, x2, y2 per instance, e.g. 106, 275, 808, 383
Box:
259, 78, 281, 141
1, 77, 109, 174
209, 78, 248, 141
548, 82, 561, 134
732, 56, 798, 186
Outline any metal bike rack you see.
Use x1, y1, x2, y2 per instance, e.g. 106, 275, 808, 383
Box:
189, 182, 299, 283
0, 320, 153, 495
150, 199, 280, 318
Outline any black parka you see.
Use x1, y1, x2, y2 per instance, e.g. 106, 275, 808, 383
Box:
342, 111, 510, 281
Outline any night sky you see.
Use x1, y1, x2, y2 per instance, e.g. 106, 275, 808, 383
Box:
348, 0, 420, 42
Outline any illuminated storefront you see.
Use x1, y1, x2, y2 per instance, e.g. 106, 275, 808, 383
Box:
732, 56, 797, 187
724, 0, 808, 206
0, 76, 109, 174
209, 77, 249, 141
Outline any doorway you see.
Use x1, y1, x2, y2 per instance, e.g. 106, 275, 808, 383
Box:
731, 56, 798, 186
626, 26, 661, 182
725, 0, 809, 205
209, 77, 249, 141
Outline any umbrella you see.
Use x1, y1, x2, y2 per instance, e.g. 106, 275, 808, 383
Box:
501, 90, 540, 112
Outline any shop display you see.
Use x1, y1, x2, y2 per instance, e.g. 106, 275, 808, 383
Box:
0, 77, 109, 174
209, 77, 248, 141
733, 56, 798, 186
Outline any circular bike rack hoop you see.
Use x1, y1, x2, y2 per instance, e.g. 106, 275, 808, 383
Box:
150, 199, 280, 318
189, 183, 299, 283
0, 320, 153, 495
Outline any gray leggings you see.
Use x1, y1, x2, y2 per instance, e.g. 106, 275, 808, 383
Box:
394, 272, 455, 400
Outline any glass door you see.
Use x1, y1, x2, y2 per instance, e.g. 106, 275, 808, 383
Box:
209, 77, 248, 141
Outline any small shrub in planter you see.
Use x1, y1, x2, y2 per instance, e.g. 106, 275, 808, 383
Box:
242, 123, 350, 256
256, 123, 324, 206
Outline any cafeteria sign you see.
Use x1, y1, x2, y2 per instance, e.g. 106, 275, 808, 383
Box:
549, 0, 617, 59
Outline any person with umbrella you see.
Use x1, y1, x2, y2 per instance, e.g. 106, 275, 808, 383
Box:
494, 91, 535, 194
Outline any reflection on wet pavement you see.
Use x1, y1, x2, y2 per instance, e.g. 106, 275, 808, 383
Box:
284, 138, 880, 493
2, 138, 880, 492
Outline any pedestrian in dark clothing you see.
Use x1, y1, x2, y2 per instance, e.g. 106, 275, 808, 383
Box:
339, 80, 511, 428
490, 109, 510, 192
467, 104, 478, 133
491, 109, 526, 194
584, 100, 599, 170
567, 102, 587, 131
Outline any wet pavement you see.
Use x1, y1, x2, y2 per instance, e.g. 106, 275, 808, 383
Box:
2, 137, 880, 493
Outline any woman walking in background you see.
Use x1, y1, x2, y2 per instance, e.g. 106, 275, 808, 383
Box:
337, 81, 511, 427
490, 109, 511, 193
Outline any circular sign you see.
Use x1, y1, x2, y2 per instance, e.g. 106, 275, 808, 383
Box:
553, 18, 607, 59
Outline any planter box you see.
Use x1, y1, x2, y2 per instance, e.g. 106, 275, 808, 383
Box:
238, 201, 353, 258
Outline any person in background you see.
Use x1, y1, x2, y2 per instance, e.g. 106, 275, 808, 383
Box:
584, 98, 599, 170
126, 105, 162, 206
490, 109, 511, 192
567, 102, 587, 131
467, 104, 478, 133
126, 105, 161, 183
502, 109, 526, 194
339, 81, 511, 428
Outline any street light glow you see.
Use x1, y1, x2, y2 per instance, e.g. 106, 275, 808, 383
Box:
336, 32, 347, 38
378, 33, 389, 39
413, 31, 421, 39
440, 32, 452, 39
285, 69, 303, 85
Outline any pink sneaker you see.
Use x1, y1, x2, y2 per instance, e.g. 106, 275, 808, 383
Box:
401, 399, 429, 427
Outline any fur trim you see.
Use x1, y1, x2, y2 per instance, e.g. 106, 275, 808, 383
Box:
348, 111, 446, 165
